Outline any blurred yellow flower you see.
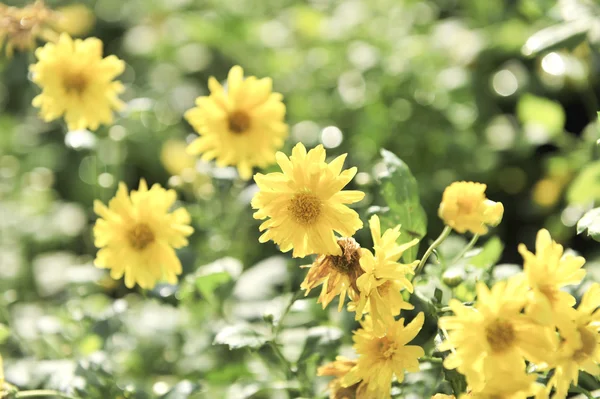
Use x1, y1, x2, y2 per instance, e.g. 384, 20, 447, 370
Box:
251, 143, 364, 258
350, 215, 418, 337
318, 357, 368, 399
52, 4, 95, 37
518, 229, 585, 330
301, 237, 363, 311
342, 313, 425, 399
459, 370, 547, 399
30, 33, 125, 131
161, 139, 197, 176
438, 182, 504, 235
185, 65, 288, 180
439, 278, 557, 392
547, 283, 600, 399
432, 395, 455, 399
93, 180, 194, 289
532, 178, 563, 208
0, 0, 57, 57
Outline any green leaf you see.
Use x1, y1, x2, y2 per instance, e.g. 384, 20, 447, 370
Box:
517, 94, 565, 137
297, 326, 343, 365
468, 237, 504, 269
196, 271, 231, 303
522, 20, 590, 57
0, 324, 9, 344
377, 149, 427, 263
577, 208, 600, 242
567, 161, 600, 204
443, 366, 467, 396
213, 324, 270, 350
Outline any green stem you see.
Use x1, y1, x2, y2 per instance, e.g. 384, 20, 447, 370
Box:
449, 234, 480, 265
16, 390, 76, 399
414, 226, 452, 278
421, 356, 443, 364
268, 342, 294, 379
272, 290, 302, 337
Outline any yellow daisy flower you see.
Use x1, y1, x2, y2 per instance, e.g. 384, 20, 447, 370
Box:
547, 283, 600, 399
93, 180, 194, 289
30, 33, 125, 131
459, 370, 547, 399
438, 181, 504, 235
251, 142, 364, 258
350, 215, 418, 337
185, 65, 288, 180
518, 229, 586, 328
301, 237, 363, 311
341, 313, 425, 399
318, 357, 369, 399
439, 278, 558, 392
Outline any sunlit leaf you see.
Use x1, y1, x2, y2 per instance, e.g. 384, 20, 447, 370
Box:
214, 324, 270, 350
522, 20, 590, 57
577, 207, 600, 242
468, 237, 504, 269
377, 149, 427, 263
567, 161, 600, 204
517, 94, 565, 138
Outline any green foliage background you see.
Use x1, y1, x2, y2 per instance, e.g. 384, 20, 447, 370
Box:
1, 0, 600, 398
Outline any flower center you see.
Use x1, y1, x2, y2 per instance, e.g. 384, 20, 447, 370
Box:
63, 71, 88, 95
573, 326, 597, 362
288, 192, 322, 225
485, 319, 516, 353
128, 223, 155, 250
329, 238, 362, 275
228, 110, 251, 133
376, 336, 396, 359
456, 196, 476, 213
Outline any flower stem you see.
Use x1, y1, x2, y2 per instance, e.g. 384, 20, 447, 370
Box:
449, 234, 479, 265
414, 226, 452, 278
16, 390, 76, 398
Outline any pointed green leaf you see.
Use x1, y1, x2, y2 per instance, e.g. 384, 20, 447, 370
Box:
522, 20, 590, 57
377, 149, 427, 263
468, 237, 504, 269
577, 207, 600, 242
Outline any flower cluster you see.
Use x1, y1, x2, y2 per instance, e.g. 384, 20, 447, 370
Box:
437, 229, 598, 399
251, 143, 427, 398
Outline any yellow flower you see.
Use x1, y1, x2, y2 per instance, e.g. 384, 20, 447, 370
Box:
439, 278, 557, 392
30, 33, 125, 131
318, 357, 368, 399
93, 180, 194, 289
251, 143, 364, 258
459, 370, 547, 399
518, 229, 586, 330
161, 139, 197, 176
432, 395, 455, 399
301, 237, 363, 311
342, 313, 425, 399
350, 215, 418, 337
438, 182, 504, 235
185, 65, 288, 180
0, 0, 57, 57
547, 283, 600, 399
52, 4, 95, 37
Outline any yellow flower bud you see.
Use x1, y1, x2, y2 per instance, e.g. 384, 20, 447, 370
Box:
438, 181, 504, 235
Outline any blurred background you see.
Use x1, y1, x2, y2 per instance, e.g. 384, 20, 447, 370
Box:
1, 0, 600, 398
